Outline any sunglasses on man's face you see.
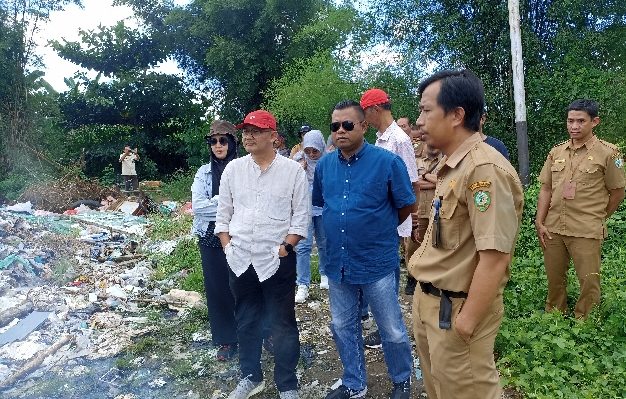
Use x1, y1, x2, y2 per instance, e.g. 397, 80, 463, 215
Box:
330, 120, 363, 133
208, 137, 229, 146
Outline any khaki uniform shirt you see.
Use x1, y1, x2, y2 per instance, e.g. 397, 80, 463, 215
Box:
416, 151, 443, 219
538, 136, 625, 239
412, 139, 425, 159
409, 133, 524, 293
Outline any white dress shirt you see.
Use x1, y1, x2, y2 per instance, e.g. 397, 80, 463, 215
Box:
375, 121, 419, 237
214, 154, 310, 282
119, 153, 137, 175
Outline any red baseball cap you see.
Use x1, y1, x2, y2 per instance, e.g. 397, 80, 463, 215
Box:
360, 88, 390, 109
236, 110, 277, 130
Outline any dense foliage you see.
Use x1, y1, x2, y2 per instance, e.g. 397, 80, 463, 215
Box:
497, 182, 626, 398
367, 0, 626, 170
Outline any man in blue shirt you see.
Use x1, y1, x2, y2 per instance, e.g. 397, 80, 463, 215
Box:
313, 100, 415, 399
479, 113, 510, 160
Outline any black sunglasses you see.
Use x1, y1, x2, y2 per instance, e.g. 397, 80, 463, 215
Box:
208, 137, 229, 146
330, 120, 363, 133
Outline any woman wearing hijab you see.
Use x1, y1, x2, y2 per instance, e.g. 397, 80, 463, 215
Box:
294, 129, 329, 303
191, 120, 239, 361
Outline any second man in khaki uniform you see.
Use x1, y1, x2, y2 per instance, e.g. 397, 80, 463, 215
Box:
409, 69, 524, 399
536, 99, 625, 319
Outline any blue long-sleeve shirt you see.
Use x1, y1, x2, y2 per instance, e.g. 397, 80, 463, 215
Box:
312, 142, 416, 284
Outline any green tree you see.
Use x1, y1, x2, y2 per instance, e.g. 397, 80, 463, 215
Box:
118, 0, 354, 120
52, 20, 209, 178
367, 0, 626, 171
0, 0, 81, 178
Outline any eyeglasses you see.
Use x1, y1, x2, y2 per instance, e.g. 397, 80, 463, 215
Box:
330, 120, 363, 133
242, 128, 270, 137
208, 137, 228, 146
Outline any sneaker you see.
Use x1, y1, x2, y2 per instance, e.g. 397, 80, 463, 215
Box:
390, 378, 411, 399
279, 390, 299, 399
404, 276, 417, 295
325, 384, 367, 399
295, 285, 309, 303
361, 314, 373, 331
228, 376, 265, 399
364, 330, 382, 349
320, 275, 329, 290
216, 344, 238, 361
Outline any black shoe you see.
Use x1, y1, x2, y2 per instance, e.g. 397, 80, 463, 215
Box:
404, 276, 417, 295
325, 385, 367, 399
363, 330, 382, 349
390, 378, 411, 399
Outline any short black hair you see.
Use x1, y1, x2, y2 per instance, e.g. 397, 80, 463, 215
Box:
567, 99, 599, 119
378, 102, 392, 111
333, 100, 365, 120
418, 69, 485, 132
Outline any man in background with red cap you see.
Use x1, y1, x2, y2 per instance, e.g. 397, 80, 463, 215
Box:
215, 110, 310, 399
359, 88, 420, 348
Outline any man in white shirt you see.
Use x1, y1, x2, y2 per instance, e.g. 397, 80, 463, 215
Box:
119, 145, 139, 191
360, 88, 420, 347
396, 116, 412, 137
215, 110, 310, 399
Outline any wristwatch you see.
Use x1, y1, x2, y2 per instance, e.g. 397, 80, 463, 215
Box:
282, 241, 294, 254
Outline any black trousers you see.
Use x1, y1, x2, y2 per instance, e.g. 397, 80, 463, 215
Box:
229, 252, 300, 392
198, 244, 237, 346
123, 175, 138, 191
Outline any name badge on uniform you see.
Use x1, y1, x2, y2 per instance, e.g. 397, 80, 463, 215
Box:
562, 181, 576, 200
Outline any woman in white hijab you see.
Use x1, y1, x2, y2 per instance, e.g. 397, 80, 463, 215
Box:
294, 129, 329, 303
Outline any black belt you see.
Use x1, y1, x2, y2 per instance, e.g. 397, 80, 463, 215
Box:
420, 282, 468, 330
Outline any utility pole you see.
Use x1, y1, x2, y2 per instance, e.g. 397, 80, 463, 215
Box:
508, 0, 530, 186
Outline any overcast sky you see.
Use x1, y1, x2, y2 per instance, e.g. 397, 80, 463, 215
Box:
37, 0, 189, 92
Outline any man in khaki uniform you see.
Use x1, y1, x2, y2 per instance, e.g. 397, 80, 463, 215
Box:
408, 69, 524, 399
536, 99, 625, 319
404, 142, 442, 295
410, 124, 425, 159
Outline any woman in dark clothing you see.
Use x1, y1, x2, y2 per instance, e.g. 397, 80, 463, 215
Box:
191, 120, 239, 361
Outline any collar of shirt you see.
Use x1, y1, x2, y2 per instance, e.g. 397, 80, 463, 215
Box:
250, 152, 279, 174
337, 141, 368, 164
443, 133, 483, 169
565, 134, 597, 150
376, 121, 401, 142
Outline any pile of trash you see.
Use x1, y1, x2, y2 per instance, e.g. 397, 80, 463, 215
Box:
0, 200, 199, 393
18, 175, 120, 214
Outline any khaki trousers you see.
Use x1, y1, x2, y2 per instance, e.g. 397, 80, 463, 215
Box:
412, 289, 503, 399
542, 232, 602, 319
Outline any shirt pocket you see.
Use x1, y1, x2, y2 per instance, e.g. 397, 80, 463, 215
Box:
357, 181, 388, 208
267, 194, 291, 221
438, 194, 460, 250
578, 161, 603, 184
550, 161, 566, 182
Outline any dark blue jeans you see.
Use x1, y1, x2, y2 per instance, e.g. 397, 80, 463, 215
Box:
229, 252, 300, 391
329, 270, 412, 390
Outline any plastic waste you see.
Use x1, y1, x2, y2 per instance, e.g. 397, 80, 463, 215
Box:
5, 201, 33, 214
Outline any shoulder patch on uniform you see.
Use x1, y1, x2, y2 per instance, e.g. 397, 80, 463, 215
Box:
473, 190, 491, 212
554, 139, 569, 148
598, 139, 619, 152
468, 181, 491, 191
615, 157, 624, 169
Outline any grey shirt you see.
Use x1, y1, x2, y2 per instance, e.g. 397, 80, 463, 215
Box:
215, 154, 310, 281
